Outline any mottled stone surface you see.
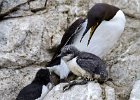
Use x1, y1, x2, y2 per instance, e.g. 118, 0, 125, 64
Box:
0, 67, 40, 100
44, 82, 114, 100
105, 86, 115, 100
0, 0, 140, 100
129, 80, 140, 100
0, 8, 67, 68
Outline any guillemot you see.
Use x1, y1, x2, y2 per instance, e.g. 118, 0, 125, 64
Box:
74, 3, 126, 57
47, 3, 125, 83
58, 45, 108, 90
54, 3, 126, 58
16, 69, 52, 100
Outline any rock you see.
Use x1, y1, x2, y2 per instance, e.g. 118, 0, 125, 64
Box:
44, 82, 115, 100
0, 0, 140, 100
57, 5, 70, 13
29, 0, 47, 10
105, 86, 115, 100
0, 0, 27, 13
129, 80, 140, 100
0, 0, 30, 17
0, 66, 41, 100
0, 10, 67, 68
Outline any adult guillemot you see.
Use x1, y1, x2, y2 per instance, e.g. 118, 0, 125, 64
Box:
74, 3, 126, 57
16, 69, 52, 100
54, 3, 126, 58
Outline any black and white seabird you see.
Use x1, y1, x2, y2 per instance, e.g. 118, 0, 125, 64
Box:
73, 3, 125, 57
58, 45, 108, 84
16, 69, 52, 100
47, 3, 125, 82
53, 3, 126, 58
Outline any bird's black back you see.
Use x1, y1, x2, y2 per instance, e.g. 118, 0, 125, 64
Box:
77, 52, 106, 75
16, 69, 50, 100
50, 18, 85, 61
16, 84, 42, 100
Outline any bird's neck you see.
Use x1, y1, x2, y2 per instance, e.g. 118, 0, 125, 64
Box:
32, 78, 50, 85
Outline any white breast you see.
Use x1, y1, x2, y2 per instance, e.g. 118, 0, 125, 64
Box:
72, 10, 126, 58
67, 57, 87, 77
47, 59, 70, 79
36, 83, 52, 100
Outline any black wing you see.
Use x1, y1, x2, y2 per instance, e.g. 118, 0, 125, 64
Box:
47, 56, 61, 67
51, 18, 85, 60
76, 52, 105, 75
16, 84, 42, 100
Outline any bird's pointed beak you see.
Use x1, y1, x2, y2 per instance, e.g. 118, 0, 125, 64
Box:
80, 22, 99, 46
87, 23, 98, 46
87, 22, 99, 46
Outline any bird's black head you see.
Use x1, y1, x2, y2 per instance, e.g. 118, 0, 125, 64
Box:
58, 45, 80, 62
32, 69, 51, 85
80, 3, 119, 45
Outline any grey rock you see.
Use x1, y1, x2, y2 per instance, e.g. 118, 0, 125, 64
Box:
44, 82, 116, 100
44, 82, 103, 100
0, 0, 27, 13
0, 0, 140, 100
105, 86, 115, 100
0, 67, 40, 100
0, 10, 67, 68
129, 80, 140, 100
29, 0, 47, 10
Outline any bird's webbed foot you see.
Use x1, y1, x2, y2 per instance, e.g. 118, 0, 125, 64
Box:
63, 79, 88, 92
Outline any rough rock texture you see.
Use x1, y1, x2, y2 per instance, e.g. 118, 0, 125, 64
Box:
0, 0, 140, 100
0, 67, 40, 100
44, 82, 115, 100
0, 10, 67, 68
105, 86, 115, 100
129, 80, 140, 100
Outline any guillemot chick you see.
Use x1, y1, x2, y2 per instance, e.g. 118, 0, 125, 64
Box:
58, 45, 109, 91
16, 69, 52, 100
